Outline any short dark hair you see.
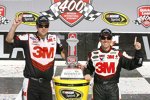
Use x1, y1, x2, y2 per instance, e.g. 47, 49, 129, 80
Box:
36, 15, 49, 26
99, 28, 112, 38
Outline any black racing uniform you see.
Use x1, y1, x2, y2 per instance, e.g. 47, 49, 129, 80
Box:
84, 47, 143, 100
13, 33, 64, 100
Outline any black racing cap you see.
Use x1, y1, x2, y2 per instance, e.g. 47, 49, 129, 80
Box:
36, 15, 49, 26
99, 28, 113, 38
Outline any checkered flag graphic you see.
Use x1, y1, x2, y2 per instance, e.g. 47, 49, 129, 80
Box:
0, 16, 9, 25
81, 4, 101, 21
40, 9, 58, 21
133, 17, 142, 25
133, 20, 141, 25
40, 2, 101, 25
85, 10, 102, 21
80, 4, 93, 17
40, 2, 61, 21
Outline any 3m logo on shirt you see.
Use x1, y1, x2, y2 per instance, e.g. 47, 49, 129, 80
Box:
33, 46, 54, 58
29, 34, 57, 67
95, 62, 115, 74
91, 50, 120, 77
95, 62, 117, 77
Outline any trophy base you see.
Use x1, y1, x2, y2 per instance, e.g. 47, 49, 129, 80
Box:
53, 76, 89, 100
60, 68, 84, 79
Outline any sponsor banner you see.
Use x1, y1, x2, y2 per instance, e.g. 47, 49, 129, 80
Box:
0, 0, 149, 32
102, 11, 129, 26
133, 5, 150, 28
40, 0, 101, 27
16, 11, 39, 26
0, 32, 150, 61
0, 5, 5, 16
0, 5, 9, 25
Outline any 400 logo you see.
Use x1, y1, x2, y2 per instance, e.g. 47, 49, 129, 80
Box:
102, 11, 129, 26
41, 0, 101, 27
0, 5, 9, 25
133, 5, 150, 28
16, 11, 39, 26
60, 89, 83, 99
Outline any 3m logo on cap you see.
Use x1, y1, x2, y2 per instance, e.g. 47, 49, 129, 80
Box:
40, 0, 101, 27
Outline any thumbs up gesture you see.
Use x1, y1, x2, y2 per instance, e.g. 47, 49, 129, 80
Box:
134, 37, 141, 50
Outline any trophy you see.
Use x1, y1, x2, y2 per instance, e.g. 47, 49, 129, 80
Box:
60, 33, 84, 79
53, 33, 89, 100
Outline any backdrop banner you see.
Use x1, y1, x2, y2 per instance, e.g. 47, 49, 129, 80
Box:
0, 32, 149, 61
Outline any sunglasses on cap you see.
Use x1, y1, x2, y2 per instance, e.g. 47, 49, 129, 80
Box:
101, 35, 112, 40
38, 24, 49, 28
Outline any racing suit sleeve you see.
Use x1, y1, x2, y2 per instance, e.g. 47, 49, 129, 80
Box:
13, 34, 28, 48
56, 43, 64, 54
83, 52, 95, 76
56, 37, 64, 54
56, 36, 66, 59
120, 50, 143, 70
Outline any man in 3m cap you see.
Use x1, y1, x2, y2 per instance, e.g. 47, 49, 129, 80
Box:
81, 28, 143, 100
6, 14, 66, 100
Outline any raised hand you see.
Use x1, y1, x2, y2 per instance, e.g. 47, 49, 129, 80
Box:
6, 13, 24, 43
134, 37, 141, 50
13, 13, 23, 26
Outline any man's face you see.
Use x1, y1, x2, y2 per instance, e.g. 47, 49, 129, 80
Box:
100, 35, 112, 49
36, 23, 49, 38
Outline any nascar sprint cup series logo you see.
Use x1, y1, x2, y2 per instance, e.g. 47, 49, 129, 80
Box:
60, 89, 82, 99
41, 0, 101, 27
16, 11, 39, 26
134, 5, 150, 28
102, 11, 129, 26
